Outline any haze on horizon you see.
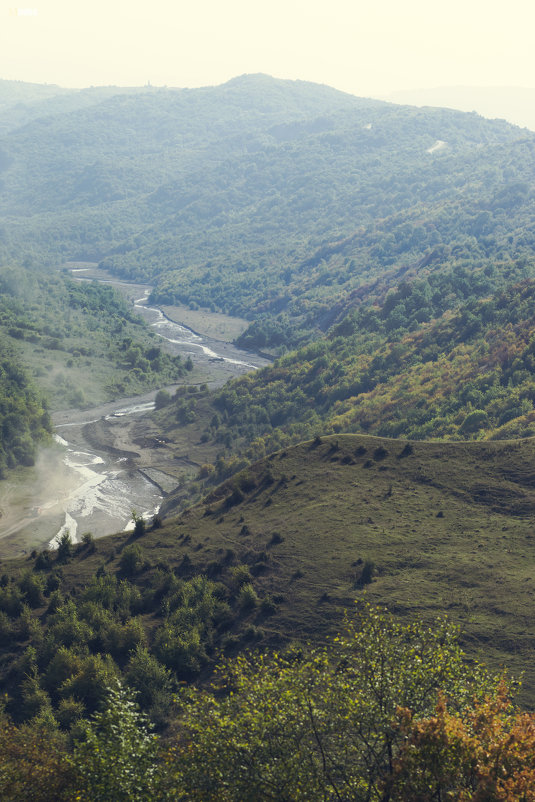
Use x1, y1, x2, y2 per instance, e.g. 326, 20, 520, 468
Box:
2, 0, 535, 128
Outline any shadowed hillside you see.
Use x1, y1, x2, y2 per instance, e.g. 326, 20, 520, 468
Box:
2, 433, 535, 729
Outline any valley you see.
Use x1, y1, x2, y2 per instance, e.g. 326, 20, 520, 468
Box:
0, 268, 270, 558
3, 74, 535, 795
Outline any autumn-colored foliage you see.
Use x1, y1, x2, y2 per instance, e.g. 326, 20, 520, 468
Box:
208, 277, 535, 462
2, 608, 535, 800
161, 605, 499, 800
0, 713, 75, 801
390, 681, 535, 801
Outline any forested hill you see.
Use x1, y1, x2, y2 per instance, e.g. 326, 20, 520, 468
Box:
0, 263, 192, 478
2, 75, 535, 348
6, 76, 535, 797
150, 271, 535, 494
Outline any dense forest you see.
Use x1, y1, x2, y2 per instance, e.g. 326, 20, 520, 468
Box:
2, 75, 535, 349
211, 272, 535, 448
0, 338, 50, 475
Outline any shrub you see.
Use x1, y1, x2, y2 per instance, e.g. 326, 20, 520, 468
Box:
0, 714, 75, 800
119, 545, 145, 577
81, 531, 95, 549
230, 564, 252, 591
72, 683, 159, 801
460, 409, 489, 433
154, 389, 171, 409
259, 596, 278, 616
125, 645, 174, 712
237, 583, 259, 611
356, 559, 376, 587
34, 550, 52, 571
397, 442, 413, 458
131, 511, 147, 537
56, 531, 73, 563
19, 571, 45, 608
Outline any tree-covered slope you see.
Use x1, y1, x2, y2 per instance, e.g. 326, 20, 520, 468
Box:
0, 266, 189, 411
0, 260, 201, 476
2, 75, 535, 350
143, 119, 535, 333
0, 338, 50, 474
151, 271, 535, 473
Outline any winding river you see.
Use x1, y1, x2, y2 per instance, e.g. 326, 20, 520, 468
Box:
0, 270, 269, 556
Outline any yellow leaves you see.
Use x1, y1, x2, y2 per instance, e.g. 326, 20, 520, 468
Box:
390, 679, 535, 801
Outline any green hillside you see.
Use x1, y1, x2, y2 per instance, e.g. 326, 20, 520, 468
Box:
0, 338, 50, 474
0, 266, 189, 411
3, 76, 535, 794
2, 432, 535, 732
148, 273, 535, 490
0, 264, 196, 478
2, 75, 535, 350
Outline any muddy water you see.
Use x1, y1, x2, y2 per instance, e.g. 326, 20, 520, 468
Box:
0, 271, 269, 556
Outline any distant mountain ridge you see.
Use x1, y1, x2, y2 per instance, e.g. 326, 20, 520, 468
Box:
386, 85, 535, 131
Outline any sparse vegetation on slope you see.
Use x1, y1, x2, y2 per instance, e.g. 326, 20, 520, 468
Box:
0, 266, 188, 410
2, 433, 535, 732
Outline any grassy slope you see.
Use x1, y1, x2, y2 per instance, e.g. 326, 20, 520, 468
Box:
6, 433, 535, 704
167, 434, 535, 702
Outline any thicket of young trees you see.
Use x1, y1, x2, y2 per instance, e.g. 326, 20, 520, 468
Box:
0, 524, 282, 731
0, 603, 534, 801
0, 338, 51, 475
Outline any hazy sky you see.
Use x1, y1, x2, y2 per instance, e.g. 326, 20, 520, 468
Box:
2, 0, 535, 98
